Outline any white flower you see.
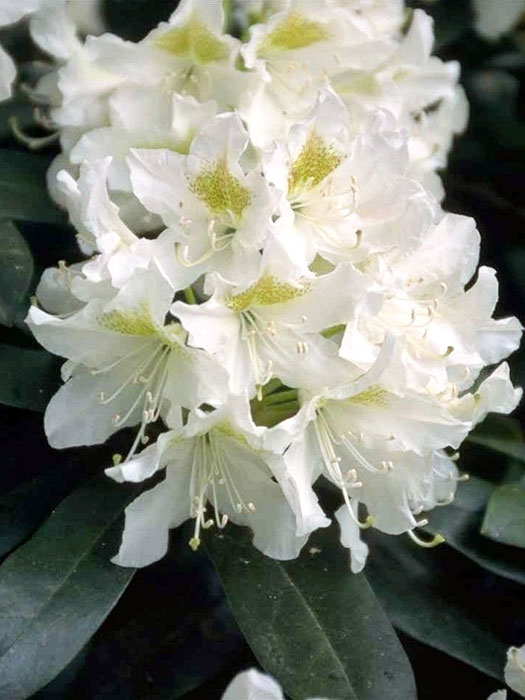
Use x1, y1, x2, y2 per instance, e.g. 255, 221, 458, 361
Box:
331, 10, 468, 195
108, 396, 314, 566
266, 335, 475, 567
51, 0, 248, 141
473, 0, 525, 39
505, 643, 525, 697
263, 89, 423, 272
340, 210, 522, 392
0, 0, 102, 101
240, 1, 395, 146
69, 92, 218, 220
222, 667, 331, 700
24, 0, 523, 571
128, 111, 279, 284
172, 251, 377, 399
27, 269, 228, 451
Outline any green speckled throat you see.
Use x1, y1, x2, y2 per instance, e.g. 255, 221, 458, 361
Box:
155, 13, 229, 64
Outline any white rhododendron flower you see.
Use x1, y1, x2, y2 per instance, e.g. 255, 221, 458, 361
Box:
504, 643, 525, 697
222, 667, 331, 700
19, 0, 522, 569
473, 0, 525, 39
0, 0, 102, 101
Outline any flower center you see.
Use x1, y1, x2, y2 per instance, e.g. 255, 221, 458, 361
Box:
259, 11, 330, 54
155, 13, 229, 64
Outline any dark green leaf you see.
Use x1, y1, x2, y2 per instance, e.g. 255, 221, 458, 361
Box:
467, 414, 525, 463
206, 523, 416, 700
429, 0, 472, 50
481, 483, 525, 548
424, 477, 525, 585
365, 530, 510, 680
0, 475, 137, 699
58, 522, 245, 700
0, 149, 64, 224
0, 220, 33, 326
0, 467, 84, 561
0, 344, 60, 411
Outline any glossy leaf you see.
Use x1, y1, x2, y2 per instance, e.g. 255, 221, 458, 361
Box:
0, 467, 85, 562
0, 220, 33, 327
0, 149, 63, 224
423, 477, 525, 586
56, 522, 245, 699
0, 344, 60, 411
481, 483, 525, 548
206, 523, 417, 700
467, 414, 525, 463
0, 475, 137, 699
365, 530, 513, 681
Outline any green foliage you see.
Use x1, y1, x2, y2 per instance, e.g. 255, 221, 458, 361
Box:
0, 475, 137, 698
481, 483, 525, 548
0, 220, 33, 326
206, 523, 417, 700
365, 531, 512, 681
0, 344, 60, 411
468, 414, 525, 463
424, 476, 525, 585
0, 149, 63, 224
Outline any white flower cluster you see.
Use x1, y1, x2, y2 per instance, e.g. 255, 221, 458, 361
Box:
26, 0, 522, 571
0, 0, 103, 101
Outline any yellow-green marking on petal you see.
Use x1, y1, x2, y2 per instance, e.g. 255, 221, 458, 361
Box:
98, 309, 156, 336
289, 131, 341, 194
155, 14, 229, 64
191, 157, 251, 218
260, 11, 330, 53
350, 385, 390, 408
228, 274, 310, 312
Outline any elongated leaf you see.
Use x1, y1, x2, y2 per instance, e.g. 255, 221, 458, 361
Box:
481, 483, 525, 548
59, 522, 245, 699
0, 149, 63, 224
423, 477, 525, 586
0, 344, 60, 411
0, 220, 33, 327
0, 467, 85, 561
206, 523, 416, 700
365, 530, 515, 680
0, 475, 137, 699
468, 414, 525, 463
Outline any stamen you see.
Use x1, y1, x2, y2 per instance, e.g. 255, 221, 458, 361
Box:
9, 116, 59, 150
175, 242, 216, 267
342, 490, 375, 529
408, 519, 445, 548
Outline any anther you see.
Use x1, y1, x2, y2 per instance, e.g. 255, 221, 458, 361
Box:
248, 502, 256, 512
189, 537, 201, 551
112, 414, 121, 425
408, 528, 445, 549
